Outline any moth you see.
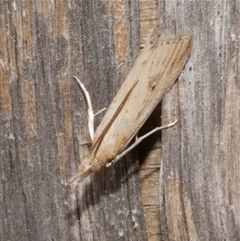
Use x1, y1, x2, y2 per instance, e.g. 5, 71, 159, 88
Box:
68, 26, 191, 188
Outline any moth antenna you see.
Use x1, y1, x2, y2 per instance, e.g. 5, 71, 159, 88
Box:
73, 76, 94, 141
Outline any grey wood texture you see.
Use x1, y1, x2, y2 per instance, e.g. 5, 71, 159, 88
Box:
160, 1, 240, 240
0, 1, 147, 240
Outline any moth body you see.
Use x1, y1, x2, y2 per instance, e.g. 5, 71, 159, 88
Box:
68, 26, 191, 188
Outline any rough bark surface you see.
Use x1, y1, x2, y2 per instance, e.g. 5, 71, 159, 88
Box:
160, 1, 240, 240
0, 1, 147, 240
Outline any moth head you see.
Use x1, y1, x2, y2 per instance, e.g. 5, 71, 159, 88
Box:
68, 156, 98, 188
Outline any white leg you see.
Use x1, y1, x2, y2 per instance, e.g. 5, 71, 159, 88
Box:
94, 108, 106, 116
106, 119, 179, 167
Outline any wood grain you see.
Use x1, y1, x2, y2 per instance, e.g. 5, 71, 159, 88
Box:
1, 0, 239, 240
0, 1, 146, 240
160, 1, 240, 240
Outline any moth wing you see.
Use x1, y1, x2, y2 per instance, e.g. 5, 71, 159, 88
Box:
92, 29, 191, 163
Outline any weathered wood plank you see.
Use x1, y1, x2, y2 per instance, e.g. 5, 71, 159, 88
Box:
160, 1, 240, 240
138, 2, 162, 240
3, 1, 238, 240
0, 1, 147, 240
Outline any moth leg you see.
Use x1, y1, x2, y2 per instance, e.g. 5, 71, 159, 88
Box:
94, 108, 106, 116
80, 140, 92, 146
107, 119, 179, 167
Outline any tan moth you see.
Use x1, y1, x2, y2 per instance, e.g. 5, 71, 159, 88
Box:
68, 26, 191, 188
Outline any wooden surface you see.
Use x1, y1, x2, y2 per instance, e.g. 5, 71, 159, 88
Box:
138, 1, 161, 240
139, 104, 162, 241
0, 1, 146, 240
160, 1, 240, 240
1, 1, 240, 241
